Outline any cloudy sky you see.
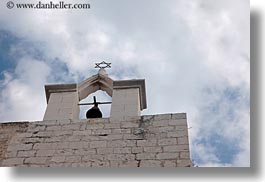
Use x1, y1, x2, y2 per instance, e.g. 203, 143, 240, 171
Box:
0, 0, 249, 167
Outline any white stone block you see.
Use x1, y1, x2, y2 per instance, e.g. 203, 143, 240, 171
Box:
107, 140, 127, 147
96, 148, 113, 154
51, 156, 65, 163
24, 157, 47, 164
119, 160, 139, 167
121, 122, 138, 128
132, 147, 143, 154
107, 154, 126, 161
136, 153, 156, 160
74, 149, 96, 155
65, 155, 81, 163
86, 124, 104, 130
46, 125, 61, 131
177, 159, 192, 167
36, 150, 55, 157
169, 119, 187, 126
7, 144, 33, 151
113, 147, 131, 154
137, 139, 157, 147
163, 160, 177, 167
152, 120, 169, 127
17, 150, 36, 157
177, 137, 189, 144
90, 141, 107, 148
172, 113, 186, 119
111, 128, 131, 134
144, 146, 162, 153
180, 152, 190, 159
2, 158, 24, 166
140, 160, 161, 167
163, 145, 189, 152
158, 138, 177, 146
69, 141, 89, 149
156, 153, 179, 160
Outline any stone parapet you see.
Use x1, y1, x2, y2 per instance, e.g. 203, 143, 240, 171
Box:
0, 113, 191, 167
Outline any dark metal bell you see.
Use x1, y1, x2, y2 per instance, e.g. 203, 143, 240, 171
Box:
86, 96, 102, 119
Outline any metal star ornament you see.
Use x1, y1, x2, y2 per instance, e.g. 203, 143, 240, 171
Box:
95, 61, 111, 69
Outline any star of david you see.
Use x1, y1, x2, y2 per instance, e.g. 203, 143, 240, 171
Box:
95, 61, 111, 69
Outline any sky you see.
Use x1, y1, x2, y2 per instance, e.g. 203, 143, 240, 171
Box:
0, 0, 249, 167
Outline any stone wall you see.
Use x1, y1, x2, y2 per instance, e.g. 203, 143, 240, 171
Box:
0, 113, 191, 167
0, 122, 28, 164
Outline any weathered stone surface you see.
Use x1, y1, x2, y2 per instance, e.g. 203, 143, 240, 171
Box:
74, 149, 96, 155
104, 123, 120, 129
90, 141, 107, 148
121, 122, 138, 128
92, 129, 111, 135
65, 155, 82, 163
163, 145, 189, 152
7, 144, 33, 151
107, 154, 126, 161
154, 114, 172, 120
156, 153, 179, 160
51, 156, 65, 163
140, 160, 161, 167
137, 139, 157, 147
112, 128, 131, 134
33, 143, 57, 150
180, 152, 190, 159
169, 119, 187, 126
136, 153, 156, 160
119, 160, 138, 167
97, 148, 113, 154
73, 130, 92, 136
152, 120, 169, 127
46, 126, 61, 131
178, 137, 189, 144
0, 113, 191, 167
132, 147, 143, 154
36, 150, 55, 157
62, 124, 80, 131
163, 160, 177, 167
172, 113, 186, 119
69, 141, 89, 149
113, 147, 131, 154
2, 158, 24, 166
158, 138, 177, 146
177, 159, 192, 167
86, 124, 104, 130
107, 140, 127, 147
144, 146, 162, 153
5, 151, 17, 158
24, 157, 47, 164
18, 150, 36, 157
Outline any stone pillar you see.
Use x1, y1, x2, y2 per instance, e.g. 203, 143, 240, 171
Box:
110, 80, 147, 121
43, 84, 79, 120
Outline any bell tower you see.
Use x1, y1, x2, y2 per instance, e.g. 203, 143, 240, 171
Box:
1, 61, 191, 167
43, 62, 147, 121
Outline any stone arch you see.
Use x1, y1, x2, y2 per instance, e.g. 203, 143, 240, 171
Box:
78, 71, 113, 101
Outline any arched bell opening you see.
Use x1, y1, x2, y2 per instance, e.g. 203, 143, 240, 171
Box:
79, 90, 112, 119
77, 70, 113, 119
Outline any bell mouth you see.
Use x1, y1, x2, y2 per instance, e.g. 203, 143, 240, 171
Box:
86, 107, 102, 118
86, 96, 103, 118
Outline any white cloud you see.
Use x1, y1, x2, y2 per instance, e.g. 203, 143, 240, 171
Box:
0, 58, 50, 121
0, 0, 249, 166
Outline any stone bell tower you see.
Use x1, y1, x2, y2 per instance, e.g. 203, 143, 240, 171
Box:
43, 61, 147, 121
0, 62, 192, 167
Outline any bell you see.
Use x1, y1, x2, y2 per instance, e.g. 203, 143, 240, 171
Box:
86, 96, 102, 118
